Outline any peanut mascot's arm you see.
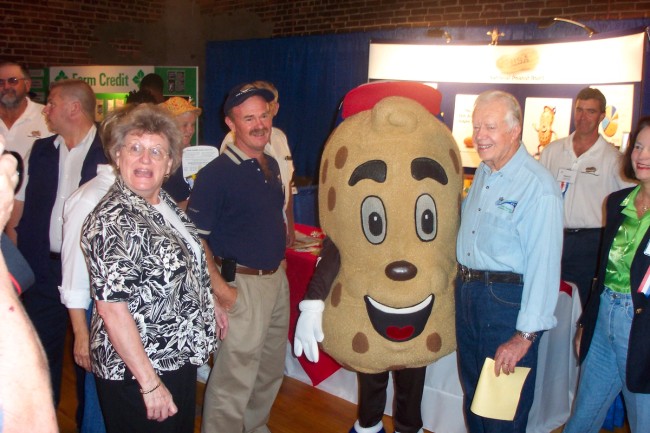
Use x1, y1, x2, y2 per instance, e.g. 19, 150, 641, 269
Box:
305, 236, 340, 300
294, 237, 340, 362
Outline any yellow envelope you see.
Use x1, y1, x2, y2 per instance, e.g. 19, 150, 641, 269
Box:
470, 357, 531, 421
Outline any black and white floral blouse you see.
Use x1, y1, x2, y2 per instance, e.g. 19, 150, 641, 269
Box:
81, 176, 217, 380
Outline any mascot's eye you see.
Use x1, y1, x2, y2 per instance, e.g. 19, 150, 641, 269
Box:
360, 196, 386, 244
415, 194, 437, 242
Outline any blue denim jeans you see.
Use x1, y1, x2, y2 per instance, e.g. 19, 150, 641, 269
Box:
564, 288, 650, 433
455, 277, 540, 433
81, 304, 106, 433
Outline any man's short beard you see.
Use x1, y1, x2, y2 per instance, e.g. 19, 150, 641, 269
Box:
0, 93, 23, 110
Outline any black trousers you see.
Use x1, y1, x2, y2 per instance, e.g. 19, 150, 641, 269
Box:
562, 228, 603, 308
21, 256, 67, 407
96, 362, 197, 433
357, 366, 427, 433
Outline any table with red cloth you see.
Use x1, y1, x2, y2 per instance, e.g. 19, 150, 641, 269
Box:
284, 224, 581, 433
285, 223, 342, 386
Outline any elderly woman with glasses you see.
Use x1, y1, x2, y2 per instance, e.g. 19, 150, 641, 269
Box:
81, 104, 225, 433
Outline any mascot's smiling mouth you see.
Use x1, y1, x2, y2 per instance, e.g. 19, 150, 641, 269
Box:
364, 294, 434, 342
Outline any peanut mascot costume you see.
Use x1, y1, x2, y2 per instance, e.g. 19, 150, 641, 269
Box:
294, 82, 462, 433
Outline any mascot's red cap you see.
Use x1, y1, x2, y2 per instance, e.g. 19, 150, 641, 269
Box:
341, 81, 442, 119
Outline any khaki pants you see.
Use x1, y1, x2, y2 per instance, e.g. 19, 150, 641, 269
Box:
202, 268, 289, 433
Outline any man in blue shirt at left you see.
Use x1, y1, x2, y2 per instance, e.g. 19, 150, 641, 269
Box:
456, 90, 563, 433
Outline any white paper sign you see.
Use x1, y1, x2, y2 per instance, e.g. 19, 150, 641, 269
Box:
182, 145, 219, 178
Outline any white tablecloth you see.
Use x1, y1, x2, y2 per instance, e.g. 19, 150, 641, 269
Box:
285, 283, 581, 433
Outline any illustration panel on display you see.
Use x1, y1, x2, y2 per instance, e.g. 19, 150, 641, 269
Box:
452, 94, 479, 168
593, 84, 635, 149
522, 97, 572, 158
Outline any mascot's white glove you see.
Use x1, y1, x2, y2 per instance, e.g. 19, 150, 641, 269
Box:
293, 299, 325, 362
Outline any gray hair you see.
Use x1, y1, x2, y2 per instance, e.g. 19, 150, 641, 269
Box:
49, 79, 96, 121
474, 90, 522, 134
104, 103, 182, 173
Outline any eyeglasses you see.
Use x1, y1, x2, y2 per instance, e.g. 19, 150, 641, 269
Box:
0, 77, 27, 87
124, 143, 170, 161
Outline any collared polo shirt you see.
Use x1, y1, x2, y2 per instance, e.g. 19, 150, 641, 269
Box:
0, 98, 51, 159
187, 143, 285, 270
540, 132, 634, 229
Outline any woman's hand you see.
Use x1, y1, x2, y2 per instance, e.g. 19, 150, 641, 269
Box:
141, 381, 178, 422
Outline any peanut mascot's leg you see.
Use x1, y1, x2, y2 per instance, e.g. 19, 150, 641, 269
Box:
353, 367, 426, 433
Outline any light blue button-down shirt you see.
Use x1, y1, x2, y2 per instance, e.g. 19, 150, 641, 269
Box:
457, 144, 563, 332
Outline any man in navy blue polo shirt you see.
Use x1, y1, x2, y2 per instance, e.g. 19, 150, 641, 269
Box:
187, 83, 288, 433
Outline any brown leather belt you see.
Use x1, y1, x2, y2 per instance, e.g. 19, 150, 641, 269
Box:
458, 265, 523, 284
213, 256, 277, 276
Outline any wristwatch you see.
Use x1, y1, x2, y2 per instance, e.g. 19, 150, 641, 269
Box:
516, 330, 538, 342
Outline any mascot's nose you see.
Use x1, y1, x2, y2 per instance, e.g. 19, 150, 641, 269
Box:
385, 260, 418, 281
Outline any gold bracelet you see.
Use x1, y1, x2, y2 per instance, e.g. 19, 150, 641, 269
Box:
139, 381, 161, 395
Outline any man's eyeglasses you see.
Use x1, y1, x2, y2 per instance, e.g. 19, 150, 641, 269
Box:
124, 143, 170, 161
0, 77, 27, 87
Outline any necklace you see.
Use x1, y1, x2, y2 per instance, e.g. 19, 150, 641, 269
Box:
636, 192, 650, 214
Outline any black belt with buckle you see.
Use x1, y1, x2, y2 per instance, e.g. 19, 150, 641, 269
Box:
564, 228, 602, 234
459, 265, 523, 284
213, 256, 277, 276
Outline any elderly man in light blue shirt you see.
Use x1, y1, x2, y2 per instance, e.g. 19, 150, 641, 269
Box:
456, 90, 563, 433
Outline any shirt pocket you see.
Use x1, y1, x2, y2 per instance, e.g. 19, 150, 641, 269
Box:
476, 208, 518, 263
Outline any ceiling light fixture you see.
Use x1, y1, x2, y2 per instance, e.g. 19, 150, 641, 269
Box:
537, 17, 597, 37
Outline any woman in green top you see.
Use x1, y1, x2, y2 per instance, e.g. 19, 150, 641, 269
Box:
565, 116, 650, 433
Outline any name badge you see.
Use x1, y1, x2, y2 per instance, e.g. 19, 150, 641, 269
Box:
557, 168, 577, 184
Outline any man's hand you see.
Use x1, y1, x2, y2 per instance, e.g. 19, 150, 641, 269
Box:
213, 278, 237, 312
286, 229, 296, 247
493, 333, 533, 376
73, 329, 92, 371
214, 299, 229, 340
574, 325, 583, 359
201, 239, 238, 311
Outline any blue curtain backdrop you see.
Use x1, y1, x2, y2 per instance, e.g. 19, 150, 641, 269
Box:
204, 19, 650, 181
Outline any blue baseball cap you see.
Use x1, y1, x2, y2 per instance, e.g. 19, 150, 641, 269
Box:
224, 83, 274, 115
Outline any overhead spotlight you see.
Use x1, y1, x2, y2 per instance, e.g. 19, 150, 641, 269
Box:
426, 28, 452, 43
487, 27, 505, 45
538, 17, 597, 37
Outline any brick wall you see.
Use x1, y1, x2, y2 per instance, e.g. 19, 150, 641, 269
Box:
2, 0, 649, 67
199, 0, 650, 35
2, 0, 164, 68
